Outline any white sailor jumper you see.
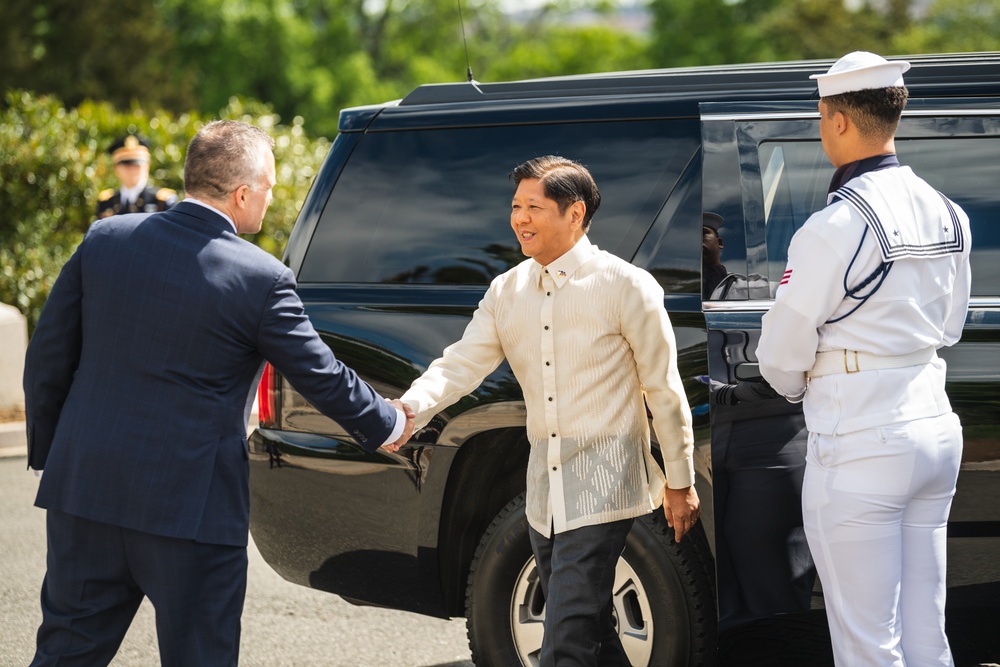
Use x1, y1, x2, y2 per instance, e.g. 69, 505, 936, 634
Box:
758, 165, 972, 667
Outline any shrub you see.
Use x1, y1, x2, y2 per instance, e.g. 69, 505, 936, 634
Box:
1, 91, 330, 332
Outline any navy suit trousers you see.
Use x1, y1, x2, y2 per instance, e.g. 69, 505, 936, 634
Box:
31, 510, 247, 667
529, 518, 634, 667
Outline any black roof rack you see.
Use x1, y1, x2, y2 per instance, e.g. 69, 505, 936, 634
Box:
399, 52, 1000, 107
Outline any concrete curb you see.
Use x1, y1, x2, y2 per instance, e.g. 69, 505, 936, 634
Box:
0, 421, 27, 458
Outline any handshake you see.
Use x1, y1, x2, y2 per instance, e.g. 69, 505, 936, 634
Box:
383, 399, 416, 453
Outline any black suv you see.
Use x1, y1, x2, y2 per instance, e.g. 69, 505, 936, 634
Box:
249, 53, 1000, 666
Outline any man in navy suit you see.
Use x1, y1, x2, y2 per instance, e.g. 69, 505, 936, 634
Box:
23, 120, 414, 666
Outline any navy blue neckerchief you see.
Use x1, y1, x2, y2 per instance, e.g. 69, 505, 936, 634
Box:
827, 153, 900, 195
824, 154, 900, 323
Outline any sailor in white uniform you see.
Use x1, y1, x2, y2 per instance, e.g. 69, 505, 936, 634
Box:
757, 52, 971, 667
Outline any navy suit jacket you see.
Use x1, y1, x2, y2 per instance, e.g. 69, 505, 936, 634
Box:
24, 201, 397, 546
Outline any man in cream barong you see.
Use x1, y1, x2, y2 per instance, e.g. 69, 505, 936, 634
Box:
758, 52, 972, 666
391, 155, 699, 666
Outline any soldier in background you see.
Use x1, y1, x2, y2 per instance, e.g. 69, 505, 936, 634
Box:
96, 134, 178, 219
702, 212, 728, 299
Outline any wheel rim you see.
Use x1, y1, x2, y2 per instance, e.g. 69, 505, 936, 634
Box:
509, 556, 654, 667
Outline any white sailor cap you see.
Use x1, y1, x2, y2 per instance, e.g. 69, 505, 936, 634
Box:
810, 51, 911, 98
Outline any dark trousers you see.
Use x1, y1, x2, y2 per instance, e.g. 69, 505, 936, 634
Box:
529, 517, 634, 667
31, 509, 247, 667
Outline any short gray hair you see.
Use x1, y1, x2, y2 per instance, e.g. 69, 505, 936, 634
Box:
183, 120, 275, 199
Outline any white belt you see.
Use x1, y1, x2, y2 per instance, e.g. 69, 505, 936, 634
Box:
808, 347, 937, 378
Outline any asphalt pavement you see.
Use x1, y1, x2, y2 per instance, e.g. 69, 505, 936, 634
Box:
6, 436, 996, 667
0, 453, 475, 667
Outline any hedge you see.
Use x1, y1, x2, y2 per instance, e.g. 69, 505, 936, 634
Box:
0, 91, 331, 332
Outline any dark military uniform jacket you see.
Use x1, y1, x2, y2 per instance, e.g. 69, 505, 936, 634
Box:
97, 185, 179, 219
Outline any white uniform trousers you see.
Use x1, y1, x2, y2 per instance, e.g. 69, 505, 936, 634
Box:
802, 412, 962, 667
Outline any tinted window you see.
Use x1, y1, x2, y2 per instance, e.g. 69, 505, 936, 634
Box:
758, 138, 1000, 297
300, 120, 699, 284
639, 155, 703, 295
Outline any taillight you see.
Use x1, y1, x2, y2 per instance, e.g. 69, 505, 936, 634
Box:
256, 362, 277, 427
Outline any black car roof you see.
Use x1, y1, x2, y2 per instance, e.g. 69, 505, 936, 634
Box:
399, 52, 1000, 106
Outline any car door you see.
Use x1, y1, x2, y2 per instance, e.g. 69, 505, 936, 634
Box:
700, 97, 1000, 659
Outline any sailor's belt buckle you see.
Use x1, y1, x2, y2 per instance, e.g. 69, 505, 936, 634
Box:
844, 350, 861, 374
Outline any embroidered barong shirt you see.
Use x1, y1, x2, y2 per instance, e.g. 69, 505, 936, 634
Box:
402, 236, 695, 536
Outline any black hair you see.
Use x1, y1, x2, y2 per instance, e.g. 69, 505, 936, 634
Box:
823, 87, 909, 141
510, 156, 601, 230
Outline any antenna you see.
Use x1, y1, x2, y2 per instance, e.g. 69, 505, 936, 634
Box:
456, 0, 479, 85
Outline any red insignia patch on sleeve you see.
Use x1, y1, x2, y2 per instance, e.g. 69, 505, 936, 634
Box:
780, 269, 793, 286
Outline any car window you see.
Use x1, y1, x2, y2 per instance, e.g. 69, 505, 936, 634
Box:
758, 137, 1000, 297
299, 120, 699, 285
637, 153, 703, 295
757, 142, 834, 290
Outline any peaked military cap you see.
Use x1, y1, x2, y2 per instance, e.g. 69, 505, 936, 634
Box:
109, 134, 151, 165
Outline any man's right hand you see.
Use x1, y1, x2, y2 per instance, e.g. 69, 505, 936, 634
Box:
383, 399, 415, 453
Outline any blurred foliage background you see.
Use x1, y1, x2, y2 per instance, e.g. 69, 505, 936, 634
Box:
0, 93, 329, 329
2, 0, 1000, 330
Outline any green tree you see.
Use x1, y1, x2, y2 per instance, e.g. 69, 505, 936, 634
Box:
755, 0, 899, 60
487, 23, 650, 81
646, 0, 1000, 68
645, 0, 919, 66
154, 0, 321, 128
0, 0, 194, 112
156, 0, 494, 137
3, 0, 664, 139
892, 0, 1000, 54
0, 92, 95, 329
1, 91, 330, 331
647, 0, 784, 66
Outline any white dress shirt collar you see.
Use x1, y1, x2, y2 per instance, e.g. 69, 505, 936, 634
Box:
532, 235, 596, 288
183, 197, 238, 233
120, 179, 147, 205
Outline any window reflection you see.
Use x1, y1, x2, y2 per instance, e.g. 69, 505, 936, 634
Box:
301, 121, 698, 285
758, 138, 1000, 297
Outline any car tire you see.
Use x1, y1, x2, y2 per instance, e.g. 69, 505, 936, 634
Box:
465, 492, 717, 667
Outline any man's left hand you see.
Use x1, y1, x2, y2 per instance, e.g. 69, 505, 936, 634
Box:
663, 485, 700, 542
